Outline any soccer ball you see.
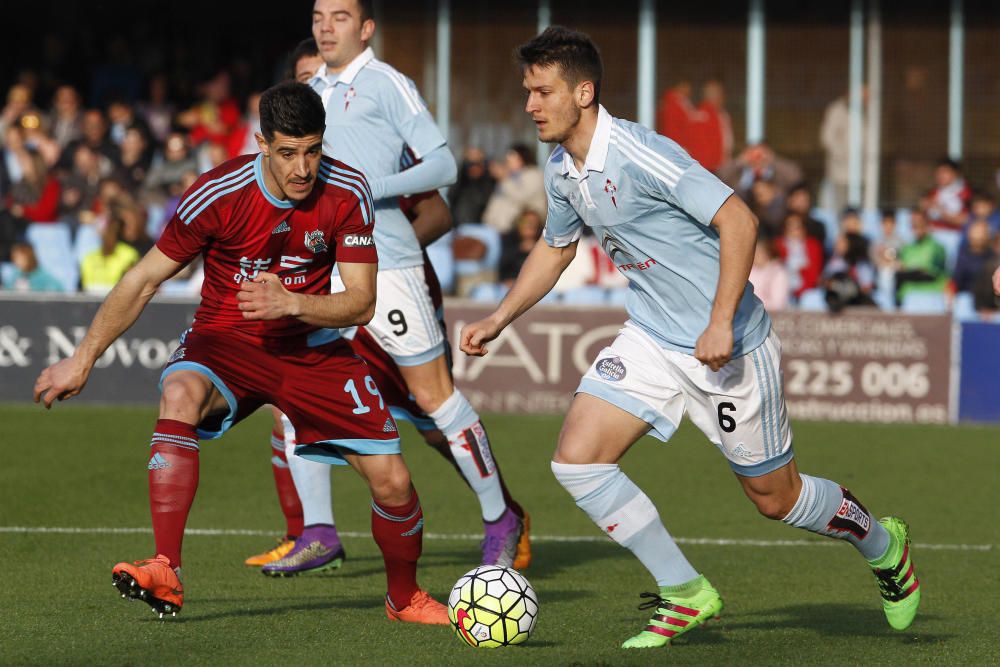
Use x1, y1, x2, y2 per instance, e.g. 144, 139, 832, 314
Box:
447, 566, 538, 648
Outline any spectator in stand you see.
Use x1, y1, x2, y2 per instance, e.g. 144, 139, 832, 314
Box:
58, 109, 118, 169
894, 208, 948, 304
748, 237, 789, 312
717, 141, 803, 202
925, 159, 971, 231
197, 141, 230, 173
5, 241, 63, 292
775, 213, 824, 301
290, 38, 324, 83
60, 144, 112, 227
689, 79, 732, 174
822, 232, 876, 311
4, 130, 61, 224
965, 191, 1000, 240
952, 219, 995, 295
499, 210, 544, 285
785, 182, 827, 250
107, 96, 151, 154
136, 74, 175, 146
482, 143, 545, 234
177, 69, 242, 158
0, 84, 37, 138
871, 210, 904, 272
48, 85, 83, 149
449, 146, 494, 224
839, 207, 865, 237
748, 177, 785, 237
79, 214, 139, 295
819, 87, 870, 215
655, 78, 698, 148
973, 239, 1000, 313
116, 125, 151, 191
115, 196, 155, 256
144, 131, 198, 199
233, 92, 263, 157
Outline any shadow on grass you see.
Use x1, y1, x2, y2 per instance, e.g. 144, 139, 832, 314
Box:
723, 603, 949, 642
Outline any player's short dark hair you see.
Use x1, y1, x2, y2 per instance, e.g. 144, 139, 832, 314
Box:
357, 0, 375, 22
515, 26, 603, 105
290, 38, 319, 71
259, 82, 325, 143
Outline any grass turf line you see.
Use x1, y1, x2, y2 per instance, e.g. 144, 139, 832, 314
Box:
2, 404, 999, 665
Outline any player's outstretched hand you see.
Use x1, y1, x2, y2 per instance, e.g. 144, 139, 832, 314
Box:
460, 317, 503, 357
993, 266, 1000, 296
694, 321, 734, 372
33, 356, 90, 409
238, 272, 296, 320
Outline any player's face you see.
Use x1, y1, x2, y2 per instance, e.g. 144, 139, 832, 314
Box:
312, 0, 374, 69
523, 64, 582, 145
258, 131, 325, 203
295, 54, 325, 83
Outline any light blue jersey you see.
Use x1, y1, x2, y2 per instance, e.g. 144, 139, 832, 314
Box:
310, 48, 446, 269
543, 106, 770, 357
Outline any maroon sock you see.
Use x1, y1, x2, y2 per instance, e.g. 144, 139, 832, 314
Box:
371, 488, 423, 609
148, 419, 200, 568
270, 427, 304, 538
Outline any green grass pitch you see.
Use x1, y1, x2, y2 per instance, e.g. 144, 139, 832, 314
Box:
2, 403, 998, 665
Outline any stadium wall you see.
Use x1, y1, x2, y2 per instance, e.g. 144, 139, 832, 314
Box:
0, 295, 994, 424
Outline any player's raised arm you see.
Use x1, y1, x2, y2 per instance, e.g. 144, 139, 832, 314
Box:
694, 195, 759, 371
460, 237, 577, 357
33, 247, 185, 408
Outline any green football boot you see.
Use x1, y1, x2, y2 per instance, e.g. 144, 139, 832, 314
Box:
869, 516, 921, 630
622, 575, 723, 649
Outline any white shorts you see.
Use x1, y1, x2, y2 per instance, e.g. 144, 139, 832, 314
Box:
578, 322, 793, 477
332, 266, 446, 366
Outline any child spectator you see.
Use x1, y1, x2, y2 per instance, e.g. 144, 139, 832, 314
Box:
80, 215, 139, 295
823, 232, 876, 311
775, 213, 824, 300
6, 242, 63, 291
952, 220, 995, 294
894, 208, 948, 304
748, 237, 789, 312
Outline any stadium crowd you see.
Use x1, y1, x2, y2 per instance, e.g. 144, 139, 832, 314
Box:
1, 68, 999, 320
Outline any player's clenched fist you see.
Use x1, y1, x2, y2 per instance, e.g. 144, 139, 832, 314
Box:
237, 272, 297, 320
694, 321, 734, 372
460, 318, 503, 357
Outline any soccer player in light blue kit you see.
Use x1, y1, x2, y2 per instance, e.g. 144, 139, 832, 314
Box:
263, 0, 528, 579
461, 27, 920, 649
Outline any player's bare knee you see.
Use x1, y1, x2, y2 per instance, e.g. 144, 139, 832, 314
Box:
748, 490, 797, 520
159, 376, 209, 423
368, 461, 412, 506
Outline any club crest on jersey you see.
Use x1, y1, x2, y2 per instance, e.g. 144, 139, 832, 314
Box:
604, 178, 618, 208
596, 356, 627, 382
304, 229, 328, 254
344, 87, 356, 111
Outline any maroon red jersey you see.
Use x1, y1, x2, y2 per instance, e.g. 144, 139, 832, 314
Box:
157, 153, 376, 345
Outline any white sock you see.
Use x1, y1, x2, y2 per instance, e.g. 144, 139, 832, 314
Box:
551, 461, 699, 587
282, 414, 334, 526
428, 390, 507, 522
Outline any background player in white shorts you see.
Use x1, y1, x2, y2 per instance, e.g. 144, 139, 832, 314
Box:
462, 26, 920, 649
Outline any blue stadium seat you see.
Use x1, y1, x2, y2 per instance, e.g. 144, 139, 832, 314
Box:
894, 208, 914, 243
952, 291, 977, 322
932, 229, 962, 273
0, 261, 16, 288
560, 285, 608, 305
797, 288, 827, 311
424, 231, 455, 295
606, 288, 629, 306
454, 223, 501, 277
26, 223, 75, 292
537, 290, 560, 304
861, 209, 883, 242
468, 282, 505, 303
74, 224, 101, 263
901, 291, 947, 314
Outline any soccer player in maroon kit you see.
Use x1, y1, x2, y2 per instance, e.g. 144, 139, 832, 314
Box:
32, 82, 449, 624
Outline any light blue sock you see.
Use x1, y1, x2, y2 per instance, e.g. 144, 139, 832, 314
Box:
551, 461, 699, 587
782, 474, 890, 561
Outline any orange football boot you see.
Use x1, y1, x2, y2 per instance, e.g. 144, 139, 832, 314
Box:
513, 511, 532, 570
244, 537, 296, 566
384, 589, 450, 625
112, 554, 184, 618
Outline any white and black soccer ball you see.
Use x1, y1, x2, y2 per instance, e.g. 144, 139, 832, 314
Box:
447, 565, 538, 648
